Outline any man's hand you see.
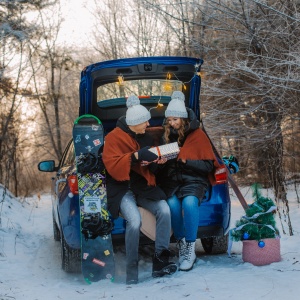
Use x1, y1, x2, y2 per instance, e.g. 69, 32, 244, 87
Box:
137, 146, 158, 162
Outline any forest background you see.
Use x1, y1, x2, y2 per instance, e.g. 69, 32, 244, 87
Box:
1, 0, 299, 235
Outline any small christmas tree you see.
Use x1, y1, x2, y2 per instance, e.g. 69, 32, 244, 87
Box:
231, 184, 280, 243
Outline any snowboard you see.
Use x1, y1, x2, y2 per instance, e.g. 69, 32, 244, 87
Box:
73, 114, 115, 284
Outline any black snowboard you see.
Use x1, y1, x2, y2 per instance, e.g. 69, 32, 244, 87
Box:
73, 114, 115, 284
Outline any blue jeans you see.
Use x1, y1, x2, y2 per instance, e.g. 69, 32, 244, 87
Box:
120, 190, 171, 269
167, 195, 199, 242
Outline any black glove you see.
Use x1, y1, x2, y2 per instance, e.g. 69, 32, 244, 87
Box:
137, 146, 158, 162
177, 159, 186, 167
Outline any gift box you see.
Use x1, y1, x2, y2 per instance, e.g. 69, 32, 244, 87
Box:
149, 142, 180, 160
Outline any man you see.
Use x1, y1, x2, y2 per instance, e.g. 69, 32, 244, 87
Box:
102, 95, 177, 284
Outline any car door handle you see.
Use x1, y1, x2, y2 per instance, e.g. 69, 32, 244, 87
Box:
55, 178, 67, 195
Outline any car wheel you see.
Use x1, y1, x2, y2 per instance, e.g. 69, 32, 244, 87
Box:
52, 213, 60, 241
201, 234, 229, 254
60, 232, 81, 273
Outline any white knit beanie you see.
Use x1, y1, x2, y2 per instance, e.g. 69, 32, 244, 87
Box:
125, 95, 151, 125
165, 91, 188, 118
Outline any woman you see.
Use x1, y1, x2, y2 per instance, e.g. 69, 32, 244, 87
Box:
102, 95, 177, 284
158, 91, 220, 271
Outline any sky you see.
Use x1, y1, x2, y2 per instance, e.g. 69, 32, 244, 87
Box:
1, 184, 300, 299
59, 0, 95, 45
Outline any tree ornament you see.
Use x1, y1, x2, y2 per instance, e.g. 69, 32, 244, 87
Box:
243, 232, 250, 240
258, 240, 265, 248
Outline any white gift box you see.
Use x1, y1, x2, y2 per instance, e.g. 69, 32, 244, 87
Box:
149, 142, 180, 160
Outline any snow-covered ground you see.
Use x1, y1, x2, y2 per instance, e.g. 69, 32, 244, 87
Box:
0, 184, 299, 300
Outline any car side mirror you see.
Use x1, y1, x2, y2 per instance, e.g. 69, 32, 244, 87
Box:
38, 160, 59, 172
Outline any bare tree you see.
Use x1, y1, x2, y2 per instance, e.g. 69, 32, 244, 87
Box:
199, 0, 299, 235
26, 2, 80, 161
138, 0, 299, 235
0, 0, 58, 195
88, 0, 179, 61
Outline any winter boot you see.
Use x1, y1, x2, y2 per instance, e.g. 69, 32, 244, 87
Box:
126, 262, 138, 284
152, 249, 177, 278
177, 238, 187, 265
179, 241, 196, 271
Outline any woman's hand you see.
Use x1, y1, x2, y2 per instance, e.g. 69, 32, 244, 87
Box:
141, 157, 167, 166
140, 160, 151, 166
156, 157, 167, 164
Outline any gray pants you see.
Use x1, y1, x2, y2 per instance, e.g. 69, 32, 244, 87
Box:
119, 190, 171, 268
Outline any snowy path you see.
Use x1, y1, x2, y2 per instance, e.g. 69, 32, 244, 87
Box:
0, 188, 300, 300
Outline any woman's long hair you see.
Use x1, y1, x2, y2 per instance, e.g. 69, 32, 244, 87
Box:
163, 118, 189, 146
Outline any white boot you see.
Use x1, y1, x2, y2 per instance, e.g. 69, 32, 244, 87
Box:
177, 238, 186, 265
179, 241, 196, 271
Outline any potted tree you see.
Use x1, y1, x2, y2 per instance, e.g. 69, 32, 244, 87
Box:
229, 184, 281, 266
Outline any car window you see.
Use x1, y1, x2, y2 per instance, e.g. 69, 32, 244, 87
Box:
97, 79, 183, 108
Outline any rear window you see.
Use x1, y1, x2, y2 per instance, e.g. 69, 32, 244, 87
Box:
97, 79, 183, 108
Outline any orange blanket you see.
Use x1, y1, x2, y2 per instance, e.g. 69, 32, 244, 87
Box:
102, 127, 156, 186
178, 128, 221, 185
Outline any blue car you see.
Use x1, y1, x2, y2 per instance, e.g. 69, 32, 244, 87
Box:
38, 56, 233, 273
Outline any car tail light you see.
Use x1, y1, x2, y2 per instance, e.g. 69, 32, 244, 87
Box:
214, 165, 228, 184
67, 175, 78, 195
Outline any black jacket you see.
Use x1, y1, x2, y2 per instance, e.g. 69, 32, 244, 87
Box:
157, 109, 214, 203
105, 116, 166, 218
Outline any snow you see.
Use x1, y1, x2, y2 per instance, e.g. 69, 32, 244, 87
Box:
1, 184, 299, 300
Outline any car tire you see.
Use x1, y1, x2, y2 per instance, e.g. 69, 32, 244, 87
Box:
60, 232, 81, 273
201, 234, 229, 254
52, 212, 60, 241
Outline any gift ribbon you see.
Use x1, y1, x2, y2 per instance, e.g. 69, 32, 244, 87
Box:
155, 146, 162, 159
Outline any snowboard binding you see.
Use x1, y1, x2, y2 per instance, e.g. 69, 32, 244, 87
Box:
77, 150, 105, 175
81, 213, 114, 240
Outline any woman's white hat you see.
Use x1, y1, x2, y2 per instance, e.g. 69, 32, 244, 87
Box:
165, 91, 188, 118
